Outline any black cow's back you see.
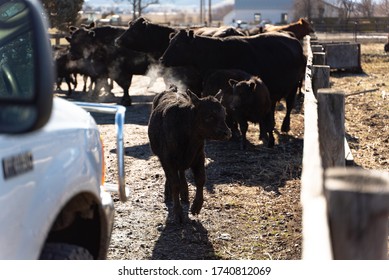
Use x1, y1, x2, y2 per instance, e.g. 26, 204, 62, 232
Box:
148, 89, 194, 167
162, 31, 306, 103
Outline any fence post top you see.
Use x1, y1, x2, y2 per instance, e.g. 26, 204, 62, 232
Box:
317, 88, 345, 95
325, 167, 389, 194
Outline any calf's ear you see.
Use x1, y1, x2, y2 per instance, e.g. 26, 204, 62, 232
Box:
249, 81, 257, 92
186, 89, 200, 106
228, 79, 238, 87
69, 26, 78, 33
214, 89, 223, 100
168, 84, 178, 92
169, 31, 177, 39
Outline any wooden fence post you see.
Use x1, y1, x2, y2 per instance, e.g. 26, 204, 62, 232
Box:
317, 89, 345, 169
312, 65, 330, 97
311, 45, 324, 52
325, 167, 389, 259
313, 51, 326, 65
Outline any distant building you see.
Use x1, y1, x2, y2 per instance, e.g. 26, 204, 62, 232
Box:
223, 0, 342, 26
309, 0, 341, 19
223, 0, 294, 26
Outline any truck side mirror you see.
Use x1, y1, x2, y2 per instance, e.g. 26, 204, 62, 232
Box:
0, 0, 53, 134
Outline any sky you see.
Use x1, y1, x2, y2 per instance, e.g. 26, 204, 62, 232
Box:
84, 0, 232, 7
84, 0, 383, 11
85, 0, 382, 7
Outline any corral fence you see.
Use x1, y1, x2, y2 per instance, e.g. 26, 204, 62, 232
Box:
312, 18, 389, 33
301, 35, 389, 259
51, 33, 66, 46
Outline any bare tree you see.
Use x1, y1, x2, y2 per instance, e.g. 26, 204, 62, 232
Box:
40, 0, 84, 31
337, 0, 357, 21
376, 0, 389, 16
294, 0, 314, 21
114, 0, 159, 19
356, 0, 375, 17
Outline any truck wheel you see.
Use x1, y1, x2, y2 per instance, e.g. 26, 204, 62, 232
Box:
39, 243, 94, 260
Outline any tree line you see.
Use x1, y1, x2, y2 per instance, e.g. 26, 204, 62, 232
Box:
295, 0, 389, 22
40, 0, 159, 32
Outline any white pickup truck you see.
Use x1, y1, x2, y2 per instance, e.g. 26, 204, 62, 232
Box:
0, 0, 128, 259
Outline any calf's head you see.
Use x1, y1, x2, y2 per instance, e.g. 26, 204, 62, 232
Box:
187, 90, 231, 141
66, 27, 97, 60
228, 78, 257, 110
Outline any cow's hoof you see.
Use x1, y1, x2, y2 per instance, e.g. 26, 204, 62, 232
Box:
190, 199, 203, 216
281, 122, 290, 133
267, 137, 275, 148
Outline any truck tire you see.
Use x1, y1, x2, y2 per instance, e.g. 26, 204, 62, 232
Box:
39, 243, 94, 260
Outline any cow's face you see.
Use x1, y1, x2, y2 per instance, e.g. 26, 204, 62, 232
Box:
188, 90, 231, 141
160, 30, 196, 67
229, 79, 255, 110
115, 17, 147, 50
67, 28, 96, 60
299, 18, 315, 34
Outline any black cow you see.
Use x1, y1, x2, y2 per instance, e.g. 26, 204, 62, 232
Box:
115, 17, 203, 96
66, 25, 121, 95
160, 30, 306, 146
67, 25, 126, 59
148, 85, 232, 223
202, 69, 252, 139
115, 17, 177, 60
66, 24, 155, 105
202, 69, 274, 147
54, 50, 76, 95
53, 46, 107, 95
229, 77, 273, 149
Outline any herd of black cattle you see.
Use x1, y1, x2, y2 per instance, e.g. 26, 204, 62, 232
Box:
54, 17, 314, 222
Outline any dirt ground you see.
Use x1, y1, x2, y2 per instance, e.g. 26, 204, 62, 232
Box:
56, 41, 388, 260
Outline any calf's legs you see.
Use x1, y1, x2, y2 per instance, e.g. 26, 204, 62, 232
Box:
161, 165, 189, 223
190, 154, 206, 216
259, 112, 275, 148
160, 154, 206, 223
164, 168, 185, 223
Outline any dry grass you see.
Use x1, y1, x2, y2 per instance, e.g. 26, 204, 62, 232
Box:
331, 43, 389, 170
